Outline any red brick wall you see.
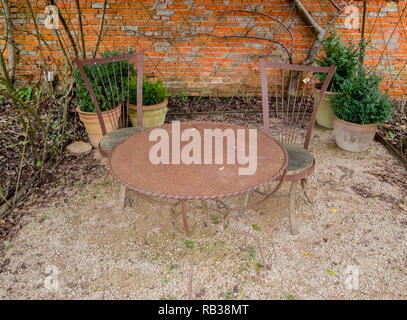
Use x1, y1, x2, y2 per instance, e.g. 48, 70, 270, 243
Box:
1, 0, 406, 98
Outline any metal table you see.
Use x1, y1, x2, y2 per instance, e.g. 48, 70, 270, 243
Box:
109, 121, 287, 298
109, 121, 287, 235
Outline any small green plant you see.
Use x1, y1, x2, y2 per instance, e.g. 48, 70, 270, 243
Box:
129, 76, 168, 106
4, 241, 12, 251
251, 224, 260, 231
315, 29, 363, 92
225, 291, 234, 300
248, 245, 256, 260
16, 86, 37, 102
182, 239, 195, 249
211, 215, 221, 224
286, 294, 296, 300
255, 263, 263, 270
332, 67, 394, 124
172, 91, 188, 102
36, 160, 43, 167
74, 181, 83, 187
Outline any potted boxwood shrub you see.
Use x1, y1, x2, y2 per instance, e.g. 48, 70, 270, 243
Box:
332, 66, 394, 152
128, 75, 169, 127
74, 51, 134, 147
314, 30, 361, 129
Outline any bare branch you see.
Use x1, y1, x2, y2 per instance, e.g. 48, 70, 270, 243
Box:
74, 0, 86, 59
291, 0, 345, 65
291, 0, 323, 35
47, 0, 79, 58
229, 9, 295, 51
330, 0, 341, 11
1, 0, 16, 83
93, 0, 108, 59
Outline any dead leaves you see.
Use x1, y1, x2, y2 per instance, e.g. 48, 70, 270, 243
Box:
351, 183, 399, 206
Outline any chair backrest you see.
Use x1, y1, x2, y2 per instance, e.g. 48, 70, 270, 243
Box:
259, 60, 336, 150
74, 51, 144, 136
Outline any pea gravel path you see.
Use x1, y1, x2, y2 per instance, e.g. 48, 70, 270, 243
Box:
0, 125, 406, 300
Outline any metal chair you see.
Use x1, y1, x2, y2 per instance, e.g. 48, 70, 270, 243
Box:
249, 60, 336, 235
74, 51, 145, 209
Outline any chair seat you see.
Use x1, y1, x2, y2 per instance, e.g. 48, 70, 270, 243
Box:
283, 143, 314, 177
100, 127, 145, 155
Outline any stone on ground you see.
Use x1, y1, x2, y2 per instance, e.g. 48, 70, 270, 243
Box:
67, 141, 92, 155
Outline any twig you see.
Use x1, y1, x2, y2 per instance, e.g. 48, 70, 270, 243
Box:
13, 117, 30, 206
188, 249, 195, 300
230, 229, 268, 269
93, 0, 108, 59
0, 0, 16, 82
0, 157, 62, 218
55, 30, 73, 72
138, 224, 162, 260
228, 9, 295, 52
292, 0, 345, 65
74, 0, 86, 59
47, 0, 79, 58
23, 0, 52, 93
376, 133, 407, 170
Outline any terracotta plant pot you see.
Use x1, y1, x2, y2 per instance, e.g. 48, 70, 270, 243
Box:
313, 88, 336, 129
128, 99, 168, 128
77, 106, 121, 148
333, 116, 378, 152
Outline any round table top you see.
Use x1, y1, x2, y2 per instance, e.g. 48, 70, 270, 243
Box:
109, 121, 287, 200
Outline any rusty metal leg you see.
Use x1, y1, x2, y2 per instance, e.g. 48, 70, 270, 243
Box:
301, 178, 313, 205
201, 200, 207, 214
243, 192, 250, 207
182, 200, 191, 237
119, 185, 126, 211
201, 200, 211, 227
289, 181, 299, 235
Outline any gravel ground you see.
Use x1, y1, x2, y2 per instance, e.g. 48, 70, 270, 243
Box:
0, 125, 406, 300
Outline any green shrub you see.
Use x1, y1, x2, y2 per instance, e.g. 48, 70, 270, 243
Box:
332, 67, 393, 124
73, 50, 135, 112
129, 76, 168, 106
315, 29, 362, 92
16, 86, 40, 102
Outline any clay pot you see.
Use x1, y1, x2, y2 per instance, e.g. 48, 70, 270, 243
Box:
313, 88, 337, 129
128, 99, 168, 128
76, 106, 121, 148
333, 116, 378, 152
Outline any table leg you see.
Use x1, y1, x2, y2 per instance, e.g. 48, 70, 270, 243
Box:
201, 200, 207, 214
243, 191, 250, 207
119, 185, 126, 211
182, 200, 191, 237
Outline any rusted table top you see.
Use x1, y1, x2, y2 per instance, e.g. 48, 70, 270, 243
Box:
109, 122, 287, 200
